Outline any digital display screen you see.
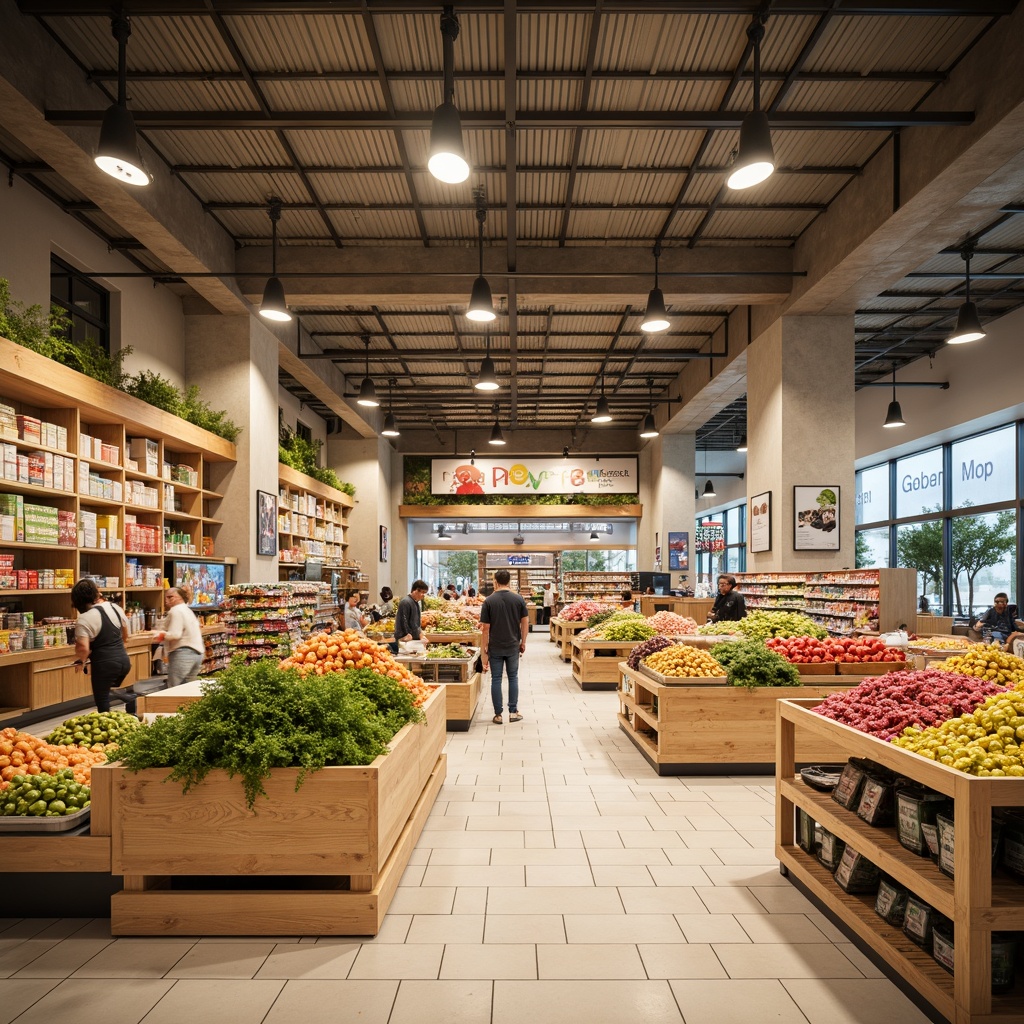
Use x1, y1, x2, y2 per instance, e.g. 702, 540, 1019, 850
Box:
172, 561, 226, 607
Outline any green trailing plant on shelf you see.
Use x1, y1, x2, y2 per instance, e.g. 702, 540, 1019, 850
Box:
280, 425, 356, 497
1, 278, 240, 442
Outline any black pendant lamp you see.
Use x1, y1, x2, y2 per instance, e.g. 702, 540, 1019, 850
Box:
356, 335, 379, 408
640, 244, 670, 333
475, 333, 499, 391
591, 375, 612, 424
701, 449, 716, 498
381, 378, 401, 437
259, 199, 292, 323
488, 402, 506, 445
95, 13, 150, 186
736, 433, 748, 452
639, 378, 659, 438
428, 6, 470, 184
466, 187, 496, 322
947, 243, 986, 345
589, 530, 600, 541
727, 16, 775, 190
438, 524, 452, 540
883, 367, 905, 428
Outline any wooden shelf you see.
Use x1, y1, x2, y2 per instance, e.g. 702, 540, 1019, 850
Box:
776, 697, 1024, 1023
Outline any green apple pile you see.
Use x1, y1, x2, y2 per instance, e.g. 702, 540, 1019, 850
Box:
46, 710, 140, 747
1, 768, 91, 817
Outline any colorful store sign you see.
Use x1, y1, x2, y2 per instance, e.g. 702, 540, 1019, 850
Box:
431, 457, 639, 496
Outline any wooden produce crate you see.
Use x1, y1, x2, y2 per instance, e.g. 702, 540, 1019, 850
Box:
550, 617, 589, 660
637, 662, 727, 687
571, 637, 648, 690
775, 698, 1024, 1024
396, 650, 481, 731
617, 663, 856, 775
837, 660, 907, 675
422, 630, 482, 647
105, 687, 447, 936
136, 679, 205, 715
794, 662, 838, 677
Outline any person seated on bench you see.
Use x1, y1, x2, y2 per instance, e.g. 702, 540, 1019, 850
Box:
973, 593, 1019, 645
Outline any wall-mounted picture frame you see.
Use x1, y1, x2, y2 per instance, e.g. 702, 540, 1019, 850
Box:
380, 524, 389, 563
749, 491, 772, 553
668, 531, 689, 571
793, 485, 840, 551
256, 489, 277, 556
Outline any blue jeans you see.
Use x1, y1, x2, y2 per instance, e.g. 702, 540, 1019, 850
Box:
489, 650, 520, 715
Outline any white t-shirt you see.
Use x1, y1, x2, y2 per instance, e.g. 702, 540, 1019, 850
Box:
542, 587, 555, 608
74, 601, 129, 640
161, 602, 205, 655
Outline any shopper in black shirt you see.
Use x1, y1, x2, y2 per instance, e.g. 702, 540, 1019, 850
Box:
394, 579, 429, 645
480, 569, 529, 724
707, 574, 747, 623
973, 593, 1018, 643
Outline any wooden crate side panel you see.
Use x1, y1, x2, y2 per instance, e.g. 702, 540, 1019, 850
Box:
111, 766, 375, 876
418, 687, 447, 788
443, 675, 479, 721
89, 762, 113, 837
139, 693, 204, 714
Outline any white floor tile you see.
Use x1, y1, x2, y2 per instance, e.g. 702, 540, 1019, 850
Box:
493, 979, 683, 1024
536, 942, 646, 979
669, 979, 808, 1024
440, 944, 537, 980
261, 980, 398, 1024
389, 979, 493, 1024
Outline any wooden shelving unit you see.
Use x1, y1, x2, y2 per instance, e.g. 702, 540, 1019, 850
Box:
562, 570, 638, 603
0, 340, 236, 713
776, 697, 1024, 1023
732, 568, 916, 634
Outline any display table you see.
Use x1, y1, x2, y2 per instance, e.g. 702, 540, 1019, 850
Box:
549, 617, 589, 660
396, 650, 481, 730
102, 685, 446, 937
617, 663, 855, 775
136, 679, 205, 715
0, 633, 155, 720
775, 697, 1024, 1024
571, 637, 646, 690
639, 596, 714, 622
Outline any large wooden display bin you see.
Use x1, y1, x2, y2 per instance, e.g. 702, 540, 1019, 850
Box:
572, 637, 647, 690
775, 698, 1024, 1024
617, 663, 855, 775
639, 596, 715, 622
549, 617, 589, 660
102, 686, 447, 937
396, 651, 481, 730
136, 678, 205, 715
423, 629, 482, 647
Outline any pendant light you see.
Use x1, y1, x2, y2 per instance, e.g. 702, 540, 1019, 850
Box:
428, 6, 470, 184
639, 377, 659, 438
259, 199, 292, 322
883, 366, 905, 428
474, 332, 499, 390
95, 13, 149, 186
488, 402, 506, 445
727, 17, 775, 190
466, 187, 496, 322
562, 446, 570, 460
438, 524, 451, 540
736, 434, 748, 452
381, 378, 400, 437
589, 531, 600, 541
356, 335, 379, 407
591, 376, 612, 423
947, 243, 986, 345
701, 449, 716, 498
640, 244, 670, 333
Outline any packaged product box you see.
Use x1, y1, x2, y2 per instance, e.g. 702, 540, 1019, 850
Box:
0, 515, 14, 543
101, 442, 116, 464
55, 568, 74, 589
52, 455, 64, 491
42, 422, 57, 449
16, 455, 28, 484
91, 436, 102, 460
79, 432, 91, 457
78, 460, 90, 494
128, 437, 159, 475
26, 452, 44, 486
56, 425, 67, 451
16, 415, 41, 444
0, 631, 9, 653
0, 402, 17, 438
58, 509, 76, 546
0, 493, 24, 541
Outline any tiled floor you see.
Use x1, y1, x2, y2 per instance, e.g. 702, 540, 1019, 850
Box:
0, 634, 935, 1024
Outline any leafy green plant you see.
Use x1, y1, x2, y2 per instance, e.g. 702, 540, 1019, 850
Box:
280, 426, 355, 496
122, 369, 181, 413
710, 640, 802, 690
112, 660, 423, 809
178, 384, 242, 443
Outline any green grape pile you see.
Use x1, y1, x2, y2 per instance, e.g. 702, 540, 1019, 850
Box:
736, 610, 827, 641
601, 620, 657, 642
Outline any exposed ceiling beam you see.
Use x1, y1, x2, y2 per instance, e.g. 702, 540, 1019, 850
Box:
312, 348, 719, 361
46, 109, 976, 130
203, 200, 827, 213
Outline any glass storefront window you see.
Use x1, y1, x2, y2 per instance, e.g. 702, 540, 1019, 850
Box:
951, 510, 1016, 620
856, 527, 890, 569
896, 520, 943, 614
856, 464, 890, 525
951, 426, 1016, 509
895, 447, 944, 519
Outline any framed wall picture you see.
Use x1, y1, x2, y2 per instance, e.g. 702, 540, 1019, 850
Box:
793, 485, 840, 551
380, 524, 389, 563
256, 489, 278, 556
667, 531, 689, 571
749, 491, 772, 553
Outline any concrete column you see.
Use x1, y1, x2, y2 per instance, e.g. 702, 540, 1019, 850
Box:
746, 315, 855, 571
184, 313, 279, 583
327, 435, 395, 600
638, 433, 696, 585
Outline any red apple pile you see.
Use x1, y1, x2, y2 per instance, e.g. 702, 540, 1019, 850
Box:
765, 635, 906, 665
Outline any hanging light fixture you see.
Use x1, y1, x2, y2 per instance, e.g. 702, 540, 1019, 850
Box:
381, 378, 401, 437
639, 377, 659, 438
947, 243, 986, 345
736, 433, 748, 452
727, 15, 775, 190
258, 199, 292, 322
94, 13, 149, 186
469, 449, 476, 466
437, 524, 451, 540
589, 530, 600, 541
488, 402, 506, 445
466, 187, 496, 322
474, 331, 499, 390
356, 335, 379, 407
701, 449, 717, 498
591, 375, 612, 423
562, 446, 570, 460
883, 366, 906, 428
428, 6, 470, 184
640, 244, 670, 333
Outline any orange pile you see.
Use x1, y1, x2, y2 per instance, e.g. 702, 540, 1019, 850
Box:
0, 727, 108, 788
279, 628, 434, 705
